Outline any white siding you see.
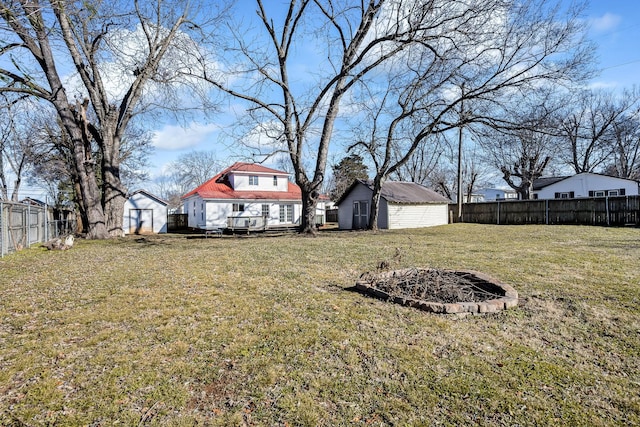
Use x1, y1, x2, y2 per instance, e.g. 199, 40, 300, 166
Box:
378, 199, 389, 229
387, 203, 448, 229
230, 173, 289, 192
205, 201, 232, 228
202, 200, 302, 228
184, 195, 203, 228
123, 192, 168, 234
535, 173, 640, 199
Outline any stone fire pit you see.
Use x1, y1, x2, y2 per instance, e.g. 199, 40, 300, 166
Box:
355, 267, 518, 314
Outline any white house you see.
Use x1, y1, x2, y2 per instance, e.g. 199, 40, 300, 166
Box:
336, 180, 451, 230
182, 162, 321, 231
533, 173, 640, 200
123, 190, 168, 234
477, 187, 519, 202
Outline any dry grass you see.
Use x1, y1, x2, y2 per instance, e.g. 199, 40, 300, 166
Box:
0, 224, 639, 426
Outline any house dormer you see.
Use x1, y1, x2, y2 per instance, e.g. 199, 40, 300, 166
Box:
225, 162, 290, 192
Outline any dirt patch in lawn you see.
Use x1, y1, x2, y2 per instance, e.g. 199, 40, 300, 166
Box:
356, 267, 518, 314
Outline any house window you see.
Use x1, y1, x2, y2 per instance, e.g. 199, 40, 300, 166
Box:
273, 176, 278, 186
608, 190, 619, 196
279, 204, 293, 222
262, 204, 270, 218
233, 203, 245, 212
249, 176, 259, 186
594, 191, 605, 197
554, 192, 574, 199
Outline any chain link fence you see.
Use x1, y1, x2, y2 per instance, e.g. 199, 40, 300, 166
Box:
0, 201, 74, 257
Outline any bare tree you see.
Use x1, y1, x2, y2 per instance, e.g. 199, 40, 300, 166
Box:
197, 0, 479, 233
344, 0, 592, 228
154, 149, 222, 212
605, 111, 640, 180
0, 0, 227, 237
0, 98, 38, 201
559, 88, 640, 174
171, 150, 222, 190
478, 98, 562, 200
390, 134, 446, 185
496, 131, 555, 200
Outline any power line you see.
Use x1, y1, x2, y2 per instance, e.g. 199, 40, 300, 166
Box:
601, 58, 640, 71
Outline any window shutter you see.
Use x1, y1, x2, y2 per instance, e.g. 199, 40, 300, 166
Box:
569, 192, 574, 198
620, 188, 626, 196
588, 191, 594, 197
554, 192, 560, 199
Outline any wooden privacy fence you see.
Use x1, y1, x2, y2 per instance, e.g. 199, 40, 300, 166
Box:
450, 196, 640, 227
167, 213, 188, 231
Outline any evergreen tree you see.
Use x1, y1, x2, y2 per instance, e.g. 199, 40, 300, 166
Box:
330, 154, 368, 201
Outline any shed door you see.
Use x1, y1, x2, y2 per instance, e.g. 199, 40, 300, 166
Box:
352, 201, 369, 230
130, 209, 153, 234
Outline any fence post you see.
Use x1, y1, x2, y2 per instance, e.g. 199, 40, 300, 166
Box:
545, 199, 549, 225
44, 202, 48, 242
606, 196, 610, 226
497, 201, 500, 225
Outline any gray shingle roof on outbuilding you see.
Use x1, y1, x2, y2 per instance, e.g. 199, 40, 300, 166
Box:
337, 180, 450, 205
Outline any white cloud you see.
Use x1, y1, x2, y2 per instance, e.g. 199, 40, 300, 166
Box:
590, 13, 621, 33
587, 80, 619, 90
151, 122, 220, 150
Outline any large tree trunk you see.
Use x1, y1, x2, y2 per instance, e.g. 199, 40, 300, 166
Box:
300, 189, 317, 234
368, 177, 384, 231
101, 123, 127, 237
38, 34, 110, 239
68, 133, 109, 239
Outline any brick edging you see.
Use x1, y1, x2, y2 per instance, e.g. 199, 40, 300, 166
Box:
355, 268, 518, 314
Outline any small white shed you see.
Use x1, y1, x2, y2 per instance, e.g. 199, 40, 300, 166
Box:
336, 180, 451, 230
123, 190, 168, 234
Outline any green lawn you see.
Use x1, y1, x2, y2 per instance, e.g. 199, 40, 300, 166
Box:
1, 224, 639, 426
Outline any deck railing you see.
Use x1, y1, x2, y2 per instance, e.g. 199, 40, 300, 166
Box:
227, 215, 267, 231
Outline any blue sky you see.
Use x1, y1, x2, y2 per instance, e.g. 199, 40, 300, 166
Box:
586, 1, 640, 89
13, 1, 640, 200
145, 1, 640, 182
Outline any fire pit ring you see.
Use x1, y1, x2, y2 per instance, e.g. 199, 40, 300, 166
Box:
355, 268, 518, 314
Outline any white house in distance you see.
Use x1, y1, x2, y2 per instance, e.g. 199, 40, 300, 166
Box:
533, 173, 640, 199
336, 180, 451, 230
182, 162, 324, 231
477, 187, 519, 202
123, 190, 168, 234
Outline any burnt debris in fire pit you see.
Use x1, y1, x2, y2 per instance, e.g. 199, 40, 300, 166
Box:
355, 267, 518, 314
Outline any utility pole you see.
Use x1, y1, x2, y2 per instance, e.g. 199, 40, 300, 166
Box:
457, 85, 465, 222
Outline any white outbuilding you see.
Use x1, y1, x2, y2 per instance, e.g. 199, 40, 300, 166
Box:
123, 190, 168, 234
336, 180, 451, 230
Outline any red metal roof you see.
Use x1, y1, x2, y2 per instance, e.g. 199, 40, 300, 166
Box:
182, 162, 302, 201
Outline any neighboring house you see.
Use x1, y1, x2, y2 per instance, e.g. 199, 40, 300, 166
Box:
123, 190, 168, 234
20, 197, 47, 206
182, 162, 321, 231
336, 180, 451, 230
533, 173, 640, 200
477, 187, 519, 202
